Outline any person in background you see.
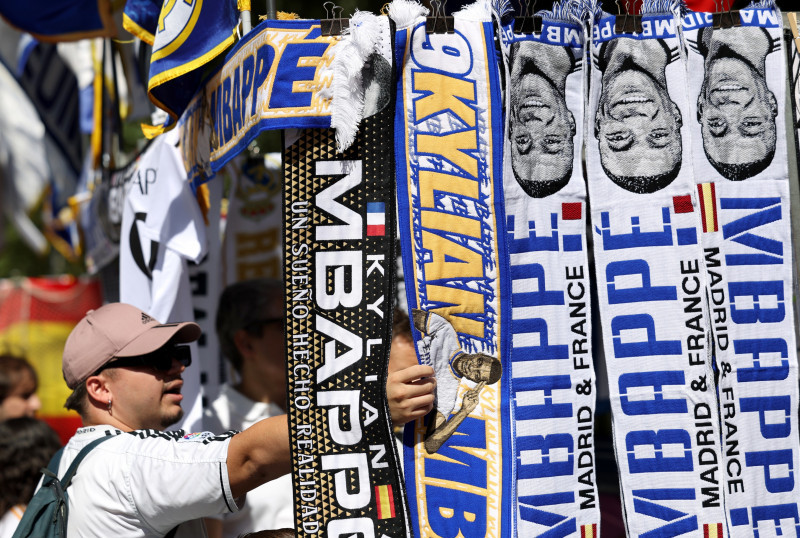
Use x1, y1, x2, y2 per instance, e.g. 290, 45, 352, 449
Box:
52, 302, 291, 536
0, 417, 62, 538
0, 355, 42, 421
204, 279, 293, 538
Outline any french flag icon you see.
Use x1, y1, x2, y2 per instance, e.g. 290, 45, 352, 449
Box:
367, 202, 385, 236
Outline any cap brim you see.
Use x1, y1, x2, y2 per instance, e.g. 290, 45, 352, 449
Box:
114, 322, 201, 358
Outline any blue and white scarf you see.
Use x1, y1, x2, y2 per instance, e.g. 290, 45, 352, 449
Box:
497, 2, 600, 535
684, 4, 800, 535
392, 0, 511, 536
587, 3, 727, 535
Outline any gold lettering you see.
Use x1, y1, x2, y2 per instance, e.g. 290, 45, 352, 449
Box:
413, 72, 476, 127
422, 230, 483, 281
418, 170, 479, 209
417, 131, 478, 178
427, 284, 485, 337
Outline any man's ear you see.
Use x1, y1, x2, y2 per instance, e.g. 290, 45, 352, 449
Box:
234, 329, 255, 361
85, 374, 112, 407
769, 91, 777, 118
696, 95, 703, 123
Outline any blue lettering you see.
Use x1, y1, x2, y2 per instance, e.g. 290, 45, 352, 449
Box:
512, 318, 569, 361
607, 259, 677, 304
745, 450, 795, 493
517, 433, 573, 479
735, 338, 790, 382
252, 44, 274, 116
627, 430, 693, 473
729, 281, 784, 324
619, 371, 687, 415
611, 314, 682, 358
721, 197, 782, 265
514, 375, 572, 420
270, 42, 329, 109
507, 213, 559, 253
598, 208, 672, 250
740, 396, 792, 439
511, 263, 563, 306
426, 485, 486, 538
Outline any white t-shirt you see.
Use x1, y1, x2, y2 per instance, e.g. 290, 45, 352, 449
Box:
50, 425, 239, 537
0, 505, 24, 538
204, 384, 293, 537
120, 129, 208, 432
415, 312, 464, 418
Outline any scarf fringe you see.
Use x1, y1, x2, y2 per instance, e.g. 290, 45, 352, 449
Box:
326, 10, 386, 152
491, 0, 514, 20
538, 0, 585, 23
746, 0, 775, 9
387, 0, 428, 27
455, 0, 492, 21
578, 0, 604, 23
639, 0, 680, 15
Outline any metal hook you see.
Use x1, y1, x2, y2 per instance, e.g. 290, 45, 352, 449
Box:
321, 1, 348, 36
323, 1, 334, 19
514, 0, 540, 35
426, 0, 453, 34
712, 0, 740, 29
614, 0, 642, 35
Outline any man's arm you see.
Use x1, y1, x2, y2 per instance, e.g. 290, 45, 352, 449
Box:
424, 382, 484, 454
226, 415, 292, 498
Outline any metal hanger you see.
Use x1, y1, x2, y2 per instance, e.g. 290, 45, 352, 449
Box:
514, 0, 542, 35
614, 0, 643, 35
321, 2, 349, 36
712, 0, 741, 29
426, 0, 454, 34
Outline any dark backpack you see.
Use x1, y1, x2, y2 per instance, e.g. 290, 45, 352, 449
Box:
12, 435, 112, 538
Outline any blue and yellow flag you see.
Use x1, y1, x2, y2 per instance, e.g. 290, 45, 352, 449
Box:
148, 0, 239, 121
122, 0, 161, 45
0, 0, 115, 42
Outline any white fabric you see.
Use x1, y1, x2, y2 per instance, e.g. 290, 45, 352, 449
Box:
498, 13, 600, 534
120, 128, 208, 432
414, 312, 464, 418
204, 384, 293, 537
684, 8, 800, 535
49, 425, 238, 538
220, 152, 282, 287
587, 11, 726, 534
0, 505, 24, 538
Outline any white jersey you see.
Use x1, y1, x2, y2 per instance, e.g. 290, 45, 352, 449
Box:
415, 312, 464, 418
204, 384, 293, 536
120, 129, 208, 432
51, 425, 239, 538
0, 505, 24, 538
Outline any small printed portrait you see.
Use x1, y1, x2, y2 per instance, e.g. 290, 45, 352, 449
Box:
412, 309, 502, 454
695, 26, 779, 180
509, 40, 577, 198
595, 38, 683, 193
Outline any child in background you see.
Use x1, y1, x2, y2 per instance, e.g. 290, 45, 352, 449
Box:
0, 355, 41, 421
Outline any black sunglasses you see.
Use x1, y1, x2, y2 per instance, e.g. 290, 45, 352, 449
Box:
103, 345, 192, 373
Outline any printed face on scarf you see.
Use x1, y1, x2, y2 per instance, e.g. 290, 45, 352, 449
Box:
510, 42, 576, 198
595, 59, 682, 193
697, 49, 777, 180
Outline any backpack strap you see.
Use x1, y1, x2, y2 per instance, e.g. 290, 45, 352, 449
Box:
58, 435, 115, 488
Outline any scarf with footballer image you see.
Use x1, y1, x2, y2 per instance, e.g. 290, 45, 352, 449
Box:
497, 1, 600, 535
390, 0, 510, 536
684, 3, 800, 535
282, 11, 412, 538
586, 1, 726, 534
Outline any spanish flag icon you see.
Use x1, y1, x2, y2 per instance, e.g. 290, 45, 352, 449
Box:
698, 183, 719, 233
581, 523, 597, 538
375, 484, 395, 519
704, 523, 723, 538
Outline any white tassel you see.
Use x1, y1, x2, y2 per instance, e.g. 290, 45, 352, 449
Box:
387, 0, 428, 28
455, 0, 492, 21
329, 11, 386, 152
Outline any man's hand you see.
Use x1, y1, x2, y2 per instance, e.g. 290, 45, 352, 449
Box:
387, 364, 435, 426
461, 381, 485, 415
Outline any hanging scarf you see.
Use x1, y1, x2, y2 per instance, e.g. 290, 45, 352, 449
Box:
391, 0, 510, 536
586, 3, 726, 535
282, 13, 411, 538
497, 2, 600, 535
683, 4, 800, 534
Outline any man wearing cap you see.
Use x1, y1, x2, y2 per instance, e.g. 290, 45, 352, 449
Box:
56, 302, 290, 537
203, 279, 293, 538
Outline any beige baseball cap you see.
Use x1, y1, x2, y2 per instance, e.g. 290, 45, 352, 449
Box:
63, 303, 201, 389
